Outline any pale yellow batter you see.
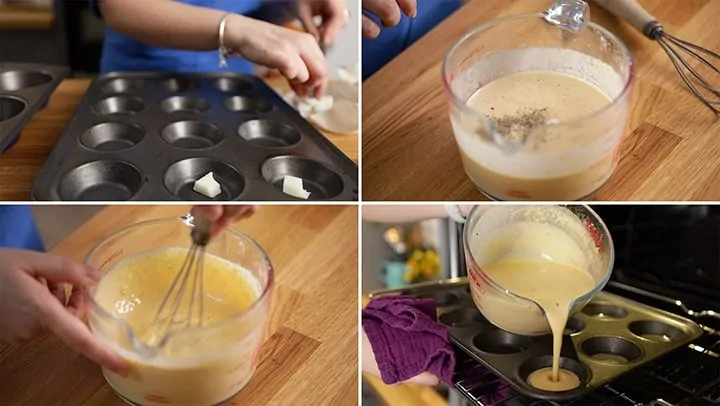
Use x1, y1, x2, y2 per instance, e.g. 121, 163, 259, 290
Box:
527, 367, 581, 392
91, 249, 264, 406
472, 71, 611, 124
482, 259, 595, 391
455, 71, 617, 200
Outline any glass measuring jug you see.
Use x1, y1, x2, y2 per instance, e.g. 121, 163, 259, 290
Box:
442, 0, 635, 201
463, 205, 614, 335
84, 215, 273, 406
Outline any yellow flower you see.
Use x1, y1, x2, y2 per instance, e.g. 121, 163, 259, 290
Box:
411, 250, 424, 261
404, 263, 420, 283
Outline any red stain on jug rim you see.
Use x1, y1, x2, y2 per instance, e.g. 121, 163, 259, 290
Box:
458, 46, 485, 70
612, 145, 622, 165
100, 249, 124, 270
506, 189, 532, 199
230, 361, 246, 373
468, 264, 485, 295
585, 220, 603, 253
144, 394, 171, 404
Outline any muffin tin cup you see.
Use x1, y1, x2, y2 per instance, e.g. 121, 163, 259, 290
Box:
0, 63, 69, 153
32, 72, 358, 201
370, 278, 703, 402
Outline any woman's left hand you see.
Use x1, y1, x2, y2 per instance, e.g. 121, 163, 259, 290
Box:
192, 205, 259, 237
295, 0, 349, 46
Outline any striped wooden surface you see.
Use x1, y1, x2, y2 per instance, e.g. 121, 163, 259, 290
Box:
0, 205, 358, 406
362, 0, 720, 201
0, 4, 54, 30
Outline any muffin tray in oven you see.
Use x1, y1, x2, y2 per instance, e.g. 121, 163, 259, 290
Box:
0, 63, 69, 153
369, 278, 703, 402
31, 72, 358, 201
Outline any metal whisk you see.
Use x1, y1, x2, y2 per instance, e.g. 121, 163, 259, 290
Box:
593, 0, 720, 115
146, 211, 212, 346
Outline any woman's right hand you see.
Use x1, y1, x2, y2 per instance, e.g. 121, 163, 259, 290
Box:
0, 249, 129, 375
226, 15, 328, 97
362, 0, 417, 39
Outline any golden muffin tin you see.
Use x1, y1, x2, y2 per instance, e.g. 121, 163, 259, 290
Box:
370, 278, 704, 401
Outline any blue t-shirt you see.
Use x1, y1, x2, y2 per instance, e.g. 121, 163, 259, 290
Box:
362, 0, 461, 80
0, 206, 45, 251
90, 0, 460, 78
91, 0, 266, 73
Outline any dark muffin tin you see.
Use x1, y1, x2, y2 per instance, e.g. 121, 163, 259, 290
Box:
31, 72, 358, 201
0, 62, 69, 153
369, 278, 703, 402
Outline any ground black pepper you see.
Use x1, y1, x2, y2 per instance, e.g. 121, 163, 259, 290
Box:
489, 107, 549, 140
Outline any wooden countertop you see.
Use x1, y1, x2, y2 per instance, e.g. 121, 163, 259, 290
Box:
0, 4, 53, 30
363, 0, 720, 201
361, 294, 448, 406
0, 205, 358, 406
0, 77, 358, 201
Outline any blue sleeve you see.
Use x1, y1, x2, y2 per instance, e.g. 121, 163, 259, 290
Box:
0, 206, 45, 252
362, 0, 462, 80
247, 1, 291, 24
90, 0, 102, 19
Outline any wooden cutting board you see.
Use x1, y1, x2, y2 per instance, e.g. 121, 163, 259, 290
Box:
0, 205, 358, 405
0, 4, 54, 29
362, 0, 720, 201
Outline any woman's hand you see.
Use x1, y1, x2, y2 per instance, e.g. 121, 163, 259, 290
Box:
192, 205, 259, 237
0, 249, 128, 375
362, 0, 417, 39
295, 0, 349, 46
225, 14, 328, 97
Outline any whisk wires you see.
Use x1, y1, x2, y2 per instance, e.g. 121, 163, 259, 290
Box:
653, 28, 720, 115
146, 214, 211, 346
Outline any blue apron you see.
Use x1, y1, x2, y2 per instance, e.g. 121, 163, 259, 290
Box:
90, 0, 265, 73
362, 0, 462, 80
0, 206, 45, 251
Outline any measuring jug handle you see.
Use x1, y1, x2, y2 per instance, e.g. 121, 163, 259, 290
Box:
592, 0, 658, 36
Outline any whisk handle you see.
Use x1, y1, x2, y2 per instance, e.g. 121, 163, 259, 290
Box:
190, 209, 212, 246
592, 0, 659, 37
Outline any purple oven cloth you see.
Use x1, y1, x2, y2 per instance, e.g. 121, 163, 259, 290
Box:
363, 296, 456, 385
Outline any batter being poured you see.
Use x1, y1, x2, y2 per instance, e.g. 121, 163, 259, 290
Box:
483, 258, 595, 391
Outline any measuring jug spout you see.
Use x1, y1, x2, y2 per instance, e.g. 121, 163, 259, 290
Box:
544, 0, 591, 32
